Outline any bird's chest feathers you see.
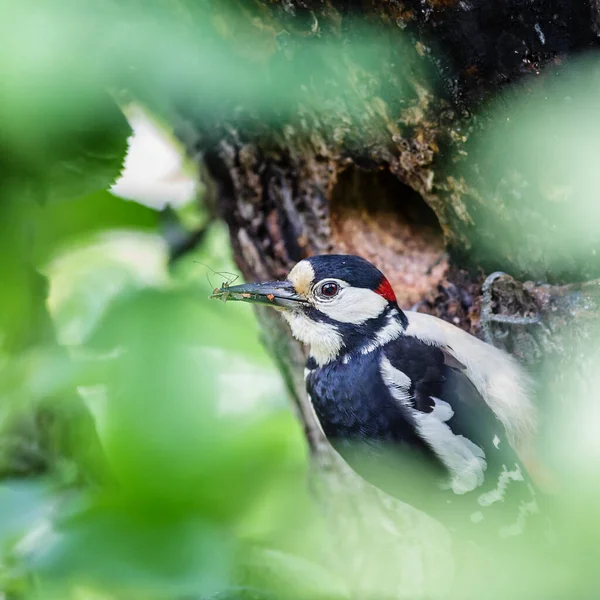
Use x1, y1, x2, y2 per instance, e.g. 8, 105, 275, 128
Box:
306, 347, 492, 497
305, 353, 408, 440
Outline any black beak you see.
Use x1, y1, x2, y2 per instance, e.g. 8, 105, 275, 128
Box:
210, 280, 307, 310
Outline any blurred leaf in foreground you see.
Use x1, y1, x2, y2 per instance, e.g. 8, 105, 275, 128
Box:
462, 55, 600, 280
87, 287, 306, 514
32, 191, 159, 266
0, 2, 131, 205
29, 499, 232, 598
0, 481, 52, 548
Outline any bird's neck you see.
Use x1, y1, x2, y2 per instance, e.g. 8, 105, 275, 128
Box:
298, 305, 407, 367
341, 305, 407, 358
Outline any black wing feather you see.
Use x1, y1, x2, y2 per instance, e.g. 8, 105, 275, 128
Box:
384, 337, 542, 539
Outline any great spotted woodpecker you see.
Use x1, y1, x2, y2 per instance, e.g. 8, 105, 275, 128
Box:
212, 255, 541, 540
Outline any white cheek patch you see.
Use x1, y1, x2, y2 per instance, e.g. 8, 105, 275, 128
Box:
282, 311, 344, 366
317, 286, 388, 324
380, 356, 487, 495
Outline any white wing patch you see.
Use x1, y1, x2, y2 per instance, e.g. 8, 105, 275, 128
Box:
404, 311, 536, 454
380, 356, 412, 403
477, 463, 524, 507
499, 497, 540, 538
380, 356, 487, 495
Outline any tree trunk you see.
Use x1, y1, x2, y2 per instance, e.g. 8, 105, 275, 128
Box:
167, 1, 600, 596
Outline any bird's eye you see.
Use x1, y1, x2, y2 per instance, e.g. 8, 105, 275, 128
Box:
318, 281, 340, 298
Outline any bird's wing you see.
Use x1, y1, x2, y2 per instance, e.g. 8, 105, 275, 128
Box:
382, 338, 543, 538
382, 337, 534, 498
404, 311, 537, 451
404, 312, 557, 494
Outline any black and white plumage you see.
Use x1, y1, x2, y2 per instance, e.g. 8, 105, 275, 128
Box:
213, 255, 541, 540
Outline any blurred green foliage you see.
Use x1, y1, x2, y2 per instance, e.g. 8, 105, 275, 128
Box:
0, 2, 324, 596
461, 55, 600, 281
0, 1, 600, 599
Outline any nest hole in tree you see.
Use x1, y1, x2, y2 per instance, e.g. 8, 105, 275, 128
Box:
330, 167, 447, 308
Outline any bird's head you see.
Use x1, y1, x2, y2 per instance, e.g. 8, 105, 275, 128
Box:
212, 255, 406, 365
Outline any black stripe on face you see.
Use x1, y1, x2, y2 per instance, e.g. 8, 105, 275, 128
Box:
304, 304, 405, 354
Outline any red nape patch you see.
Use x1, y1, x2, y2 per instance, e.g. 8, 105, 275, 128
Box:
375, 278, 397, 303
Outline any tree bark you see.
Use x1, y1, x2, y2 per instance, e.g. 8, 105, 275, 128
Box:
167, 1, 600, 596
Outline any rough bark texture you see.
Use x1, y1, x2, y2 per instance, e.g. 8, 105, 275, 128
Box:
168, 1, 600, 596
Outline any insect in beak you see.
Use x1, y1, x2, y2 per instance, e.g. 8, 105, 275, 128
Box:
210, 280, 307, 310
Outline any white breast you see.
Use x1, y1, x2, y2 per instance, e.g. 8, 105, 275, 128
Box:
404, 311, 537, 454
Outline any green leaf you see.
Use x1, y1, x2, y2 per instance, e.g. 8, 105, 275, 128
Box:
80, 288, 305, 517
1, 4, 131, 204
45, 231, 166, 347
240, 547, 351, 600
29, 499, 232, 597
32, 190, 159, 264
465, 55, 600, 279
41, 103, 131, 205
2, 86, 131, 206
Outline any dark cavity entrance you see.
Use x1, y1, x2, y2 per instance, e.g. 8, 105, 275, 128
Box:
330, 167, 447, 308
